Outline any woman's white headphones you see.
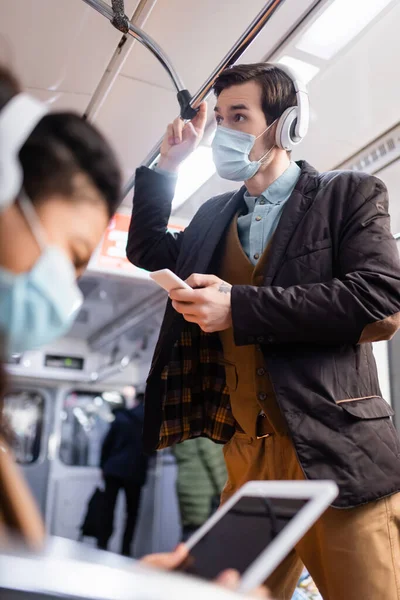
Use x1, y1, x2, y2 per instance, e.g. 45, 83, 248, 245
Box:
273, 64, 309, 152
0, 93, 48, 210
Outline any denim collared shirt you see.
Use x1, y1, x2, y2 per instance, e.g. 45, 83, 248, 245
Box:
153, 161, 300, 265
237, 161, 301, 265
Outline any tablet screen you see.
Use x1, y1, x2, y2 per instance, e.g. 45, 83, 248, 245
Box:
178, 496, 308, 580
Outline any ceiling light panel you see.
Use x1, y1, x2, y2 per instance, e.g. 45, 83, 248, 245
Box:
296, 0, 393, 61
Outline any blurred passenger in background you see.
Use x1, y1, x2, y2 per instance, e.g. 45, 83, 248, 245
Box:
98, 393, 148, 556
0, 64, 121, 545
173, 438, 227, 541
0, 67, 121, 358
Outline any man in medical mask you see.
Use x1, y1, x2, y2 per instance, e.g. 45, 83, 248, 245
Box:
127, 63, 400, 599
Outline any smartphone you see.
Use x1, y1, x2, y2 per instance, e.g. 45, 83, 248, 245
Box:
149, 269, 192, 293
176, 480, 338, 592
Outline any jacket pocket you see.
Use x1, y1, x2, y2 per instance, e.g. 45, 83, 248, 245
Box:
220, 363, 238, 392
336, 396, 394, 419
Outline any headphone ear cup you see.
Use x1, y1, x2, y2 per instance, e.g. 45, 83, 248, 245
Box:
0, 94, 47, 210
275, 106, 299, 151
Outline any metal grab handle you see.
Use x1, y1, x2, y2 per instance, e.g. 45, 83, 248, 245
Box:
123, 0, 288, 198
81, 0, 197, 119
111, 0, 130, 32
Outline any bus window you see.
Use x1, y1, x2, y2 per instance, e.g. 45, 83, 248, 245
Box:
59, 391, 124, 467
3, 391, 44, 464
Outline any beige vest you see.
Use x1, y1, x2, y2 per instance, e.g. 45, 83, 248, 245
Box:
217, 214, 287, 438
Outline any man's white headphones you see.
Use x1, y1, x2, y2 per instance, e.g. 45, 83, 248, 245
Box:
0, 93, 48, 210
273, 63, 309, 152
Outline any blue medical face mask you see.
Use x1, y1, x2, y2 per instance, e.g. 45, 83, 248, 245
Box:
0, 194, 83, 355
211, 120, 277, 182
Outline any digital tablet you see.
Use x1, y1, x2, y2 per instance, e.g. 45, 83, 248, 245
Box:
178, 480, 338, 593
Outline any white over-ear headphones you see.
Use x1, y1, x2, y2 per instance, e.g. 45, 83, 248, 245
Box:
0, 93, 48, 210
274, 64, 309, 152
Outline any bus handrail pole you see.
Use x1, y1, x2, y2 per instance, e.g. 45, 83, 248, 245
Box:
122, 0, 287, 198
81, 0, 185, 91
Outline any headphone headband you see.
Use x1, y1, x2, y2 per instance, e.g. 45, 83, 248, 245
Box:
274, 63, 310, 149
0, 93, 48, 209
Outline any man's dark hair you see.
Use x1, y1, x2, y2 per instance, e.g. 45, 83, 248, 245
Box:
0, 65, 20, 108
213, 63, 297, 126
0, 65, 121, 218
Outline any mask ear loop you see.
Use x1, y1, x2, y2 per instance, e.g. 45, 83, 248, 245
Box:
255, 118, 278, 141
17, 191, 48, 252
255, 118, 278, 164
258, 145, 276, 165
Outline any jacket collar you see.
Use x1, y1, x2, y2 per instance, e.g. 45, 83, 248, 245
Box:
178, 186, 245, 278
263, 161, 320, 285
294, 160, 320, 195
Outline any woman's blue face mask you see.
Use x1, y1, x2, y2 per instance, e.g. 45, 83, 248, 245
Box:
0, 194, 83, 355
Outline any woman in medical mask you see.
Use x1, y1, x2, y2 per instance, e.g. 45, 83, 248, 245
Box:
0, 63, 121, 543
0, 66, 121, 357
0, 63, 121, 547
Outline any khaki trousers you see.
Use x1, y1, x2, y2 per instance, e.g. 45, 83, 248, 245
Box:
221, 431, 400, 600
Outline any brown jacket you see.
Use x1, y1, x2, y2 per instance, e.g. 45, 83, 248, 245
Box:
127, 161, 400, 508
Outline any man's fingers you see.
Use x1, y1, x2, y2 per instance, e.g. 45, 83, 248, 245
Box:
163, 102, 206, 153
172, 116, 184, 144
171, 299, 204, 316
182, 121, 199, 142
191, 101, 208, 135
169, 288, 197, 302
171, 300, 190, 314
167, 123, 174, 146
181, 314, 200, 324
170, 301, 207, 328
186, 273, 219, 288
